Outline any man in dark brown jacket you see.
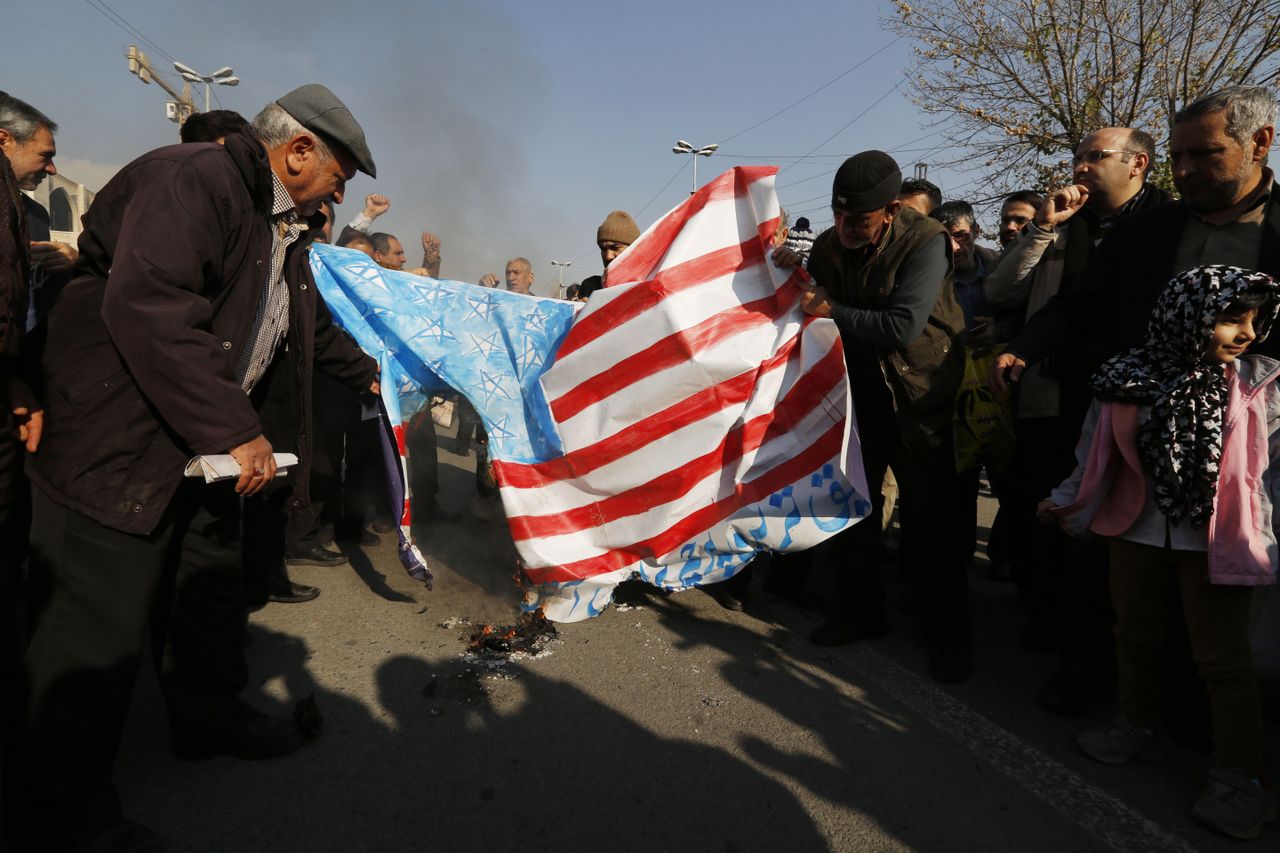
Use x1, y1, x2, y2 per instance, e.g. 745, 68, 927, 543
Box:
774, 151, 970, 683
7, 84, 379, 851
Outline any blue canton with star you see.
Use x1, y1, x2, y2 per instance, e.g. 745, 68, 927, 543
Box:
310, 244, 578, 463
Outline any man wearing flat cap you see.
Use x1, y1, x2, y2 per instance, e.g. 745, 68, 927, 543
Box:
6, 85, 379, 850
773, 150, 970, 683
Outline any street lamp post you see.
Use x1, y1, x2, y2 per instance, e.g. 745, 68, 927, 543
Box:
550, 260, 572, 298
672, 139, 718, 194
173, 61, 239, 112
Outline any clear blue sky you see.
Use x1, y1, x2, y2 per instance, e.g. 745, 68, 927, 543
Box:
9, 0, 991, 293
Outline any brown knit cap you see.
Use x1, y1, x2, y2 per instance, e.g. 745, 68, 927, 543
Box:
597, 210, 640, 247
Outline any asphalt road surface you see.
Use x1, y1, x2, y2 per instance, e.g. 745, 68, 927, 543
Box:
111, 437, 1279, 852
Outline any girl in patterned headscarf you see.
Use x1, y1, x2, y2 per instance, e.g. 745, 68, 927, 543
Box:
1038, 265, 1280, 840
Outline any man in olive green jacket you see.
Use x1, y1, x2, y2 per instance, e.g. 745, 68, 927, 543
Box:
774, 150, 970, 683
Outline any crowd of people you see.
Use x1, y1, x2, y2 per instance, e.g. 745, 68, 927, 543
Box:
0, 78, 1278, 848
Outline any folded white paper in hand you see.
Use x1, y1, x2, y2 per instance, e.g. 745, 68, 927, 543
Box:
183, 453, 299, 484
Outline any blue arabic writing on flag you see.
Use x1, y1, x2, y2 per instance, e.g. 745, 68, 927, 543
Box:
311, 166, 872, 621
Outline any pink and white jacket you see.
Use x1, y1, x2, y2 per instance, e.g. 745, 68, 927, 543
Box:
1049, 356, 1280, 586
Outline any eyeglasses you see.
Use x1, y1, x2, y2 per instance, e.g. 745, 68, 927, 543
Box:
1071, 148, 1135, 167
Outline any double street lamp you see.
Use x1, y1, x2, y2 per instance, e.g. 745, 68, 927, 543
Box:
550, 259, 573, 298
672, 139, 718, 194
173, 61, 239, 112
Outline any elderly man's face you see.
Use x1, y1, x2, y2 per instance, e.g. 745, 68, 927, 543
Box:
1171, 109, 1271, 214
998, 201, 1037, 247
833, 202, 899, 250
0, 125, 57, 191
375, 237, 407, 270
505, 261, 534, 294
285, 136, 356, 217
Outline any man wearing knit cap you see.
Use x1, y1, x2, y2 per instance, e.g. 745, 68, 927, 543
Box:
579, 210, 641, 299
773, 149, 970, 683
8, 84, 379, 850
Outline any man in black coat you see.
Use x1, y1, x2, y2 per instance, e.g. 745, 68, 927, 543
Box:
6, 84, 379, 851
990, 85, 1277, 730
995, 85, 1280, 381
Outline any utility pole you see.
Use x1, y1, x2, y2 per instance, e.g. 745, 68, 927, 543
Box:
550, 260, 572, 298
126, 45, 197, 134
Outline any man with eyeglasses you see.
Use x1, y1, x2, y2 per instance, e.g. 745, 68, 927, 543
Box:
981, 126, 1169, 716
992, 85, 1280, 841
771, 150, 970, 684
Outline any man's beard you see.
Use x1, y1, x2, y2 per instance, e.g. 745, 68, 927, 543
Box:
1178, 161, 1257, 214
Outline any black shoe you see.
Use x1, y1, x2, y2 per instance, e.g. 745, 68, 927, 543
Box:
370, 517, 396, 534
261, 582, 320, 604
172, 710, 308, 761
285, 544, 349, 567
929, 643, 972, 684
809, 618, 888, 646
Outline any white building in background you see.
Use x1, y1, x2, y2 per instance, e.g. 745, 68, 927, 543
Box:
27, 172, 95, 242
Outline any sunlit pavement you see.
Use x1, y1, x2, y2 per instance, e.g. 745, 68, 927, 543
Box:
114, 440, 1278, 852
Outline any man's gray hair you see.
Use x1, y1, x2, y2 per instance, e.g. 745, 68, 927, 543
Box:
251, 102, 332, 159
0, 91, 57, 142
507, 257, 532, 271
1175, 85, 1278, 146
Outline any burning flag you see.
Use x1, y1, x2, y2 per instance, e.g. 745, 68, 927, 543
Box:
310, 166, 871, 621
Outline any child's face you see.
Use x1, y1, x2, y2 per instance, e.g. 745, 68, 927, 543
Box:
1206, 307, 1259, 364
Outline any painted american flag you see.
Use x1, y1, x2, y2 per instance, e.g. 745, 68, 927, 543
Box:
311, 166, 871, 621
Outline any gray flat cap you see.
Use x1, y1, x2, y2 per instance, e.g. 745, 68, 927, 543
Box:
277, 83, 376, 178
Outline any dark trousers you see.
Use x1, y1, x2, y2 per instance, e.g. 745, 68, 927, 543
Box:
405, 409, 440, 504
828, 380, 970, 645
1007, 413, 1115, 691
1108, 540, 1262, 772
242, 484, 302, 596
1, 424, 30, 733
8, 482, 250, 841
1, 424, 31, 843
957, 465, 1012, 565
1004, 414, 1085, 628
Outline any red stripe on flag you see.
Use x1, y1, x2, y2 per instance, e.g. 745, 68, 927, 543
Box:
522, 417, 848, 584
495, 323, 813, 489
549, 278, 805, 423
605, 166, 778, 286
557, 236, 768, 359
507, 340, 846, 540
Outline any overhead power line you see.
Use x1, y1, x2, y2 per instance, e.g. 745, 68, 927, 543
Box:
778, 75, 908, 175
84, 0, 178, 64
633, 161, 690, 220
717, 35, 904, 145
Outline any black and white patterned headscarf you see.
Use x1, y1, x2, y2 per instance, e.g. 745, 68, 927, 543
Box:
1091, 265, 1280, 528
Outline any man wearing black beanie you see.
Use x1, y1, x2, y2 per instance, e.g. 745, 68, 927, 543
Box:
774, 150, 970, 683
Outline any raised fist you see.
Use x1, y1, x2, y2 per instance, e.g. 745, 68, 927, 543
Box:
363, 194, 391, 219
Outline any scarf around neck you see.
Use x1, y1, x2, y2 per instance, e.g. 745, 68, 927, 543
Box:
1090, 265, 1280, 528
